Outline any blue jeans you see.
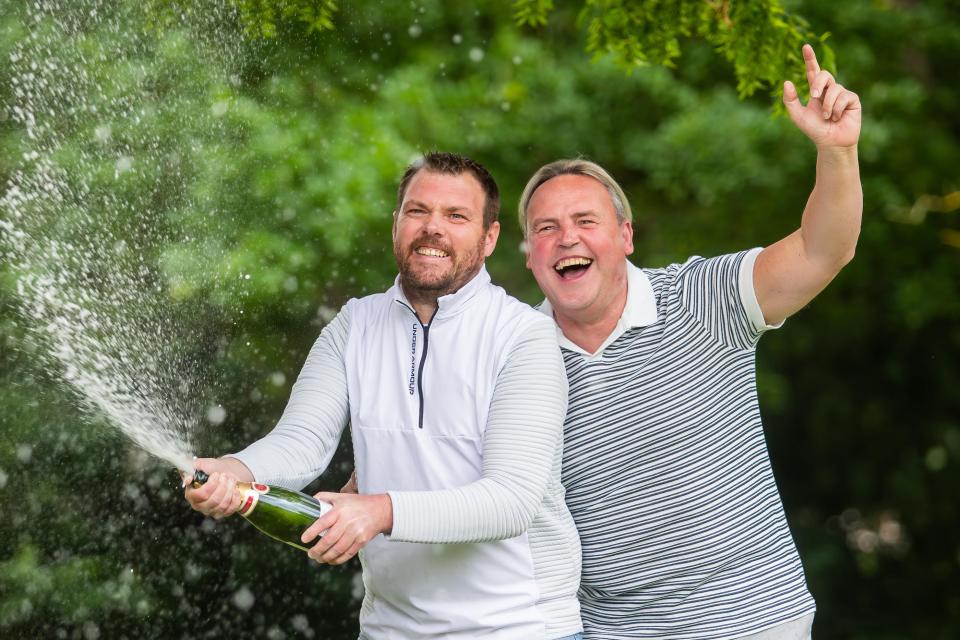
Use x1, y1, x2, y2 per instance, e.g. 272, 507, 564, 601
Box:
554, 634, 584, 640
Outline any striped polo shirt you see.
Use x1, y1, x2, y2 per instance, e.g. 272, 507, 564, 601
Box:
541, 249, 816, 639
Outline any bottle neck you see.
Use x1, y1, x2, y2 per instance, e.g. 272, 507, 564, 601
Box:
191, 469, 210, 489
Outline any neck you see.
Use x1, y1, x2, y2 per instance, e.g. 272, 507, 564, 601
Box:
401, 287, 439, 324
553, 285, 628, 354
411, 301, 438, 325
398, 264, 484, 324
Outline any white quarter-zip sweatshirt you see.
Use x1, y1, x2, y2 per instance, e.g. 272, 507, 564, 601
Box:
231, 267, 581, 639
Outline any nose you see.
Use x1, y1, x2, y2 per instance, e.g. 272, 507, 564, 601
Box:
422, 211, 443, 235
559, 222, 579, 247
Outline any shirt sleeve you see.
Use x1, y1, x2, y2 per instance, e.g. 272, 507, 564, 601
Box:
674, 248, 783, 351
227, 304, 352, 491
738, 247, 786, 335
386, 315, 568, 543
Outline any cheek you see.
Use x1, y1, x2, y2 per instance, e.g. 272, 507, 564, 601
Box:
527, 244, 552, 273
393, 223, 410, 244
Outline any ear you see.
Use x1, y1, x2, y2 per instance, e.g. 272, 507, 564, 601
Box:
483, 221, 501, 258
392, 211, 399, 241
621, 221, 634, 255
524, 240, 532, 270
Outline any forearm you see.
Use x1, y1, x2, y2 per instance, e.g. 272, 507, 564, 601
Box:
388, 318, 568, 544
231, 406, 345, 490
388, 477, 544, 544
217, 456, 255, 482
799, 145, 863, 269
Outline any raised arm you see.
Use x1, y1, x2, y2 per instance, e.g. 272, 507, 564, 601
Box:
754, 44, 863, 326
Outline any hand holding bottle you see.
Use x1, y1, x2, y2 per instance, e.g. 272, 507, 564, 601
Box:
183, 457, 253, 519
300, 492, 394, 565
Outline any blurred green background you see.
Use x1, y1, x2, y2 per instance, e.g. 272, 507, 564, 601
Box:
1, 1, 958, 638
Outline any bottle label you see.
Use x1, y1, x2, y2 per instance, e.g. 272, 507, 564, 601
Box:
253, 483, 269, 493
238, 489, 260, 517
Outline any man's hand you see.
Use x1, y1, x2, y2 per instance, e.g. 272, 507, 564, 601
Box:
783, 44, 861, 149
182, 457, 252, 519
300, 493, 393, 565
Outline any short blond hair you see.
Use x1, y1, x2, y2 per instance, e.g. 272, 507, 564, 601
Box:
518, 158, 632, 237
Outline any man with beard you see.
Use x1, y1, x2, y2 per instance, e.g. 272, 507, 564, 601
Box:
185, 152, 583, 639
520, 46, 860, 639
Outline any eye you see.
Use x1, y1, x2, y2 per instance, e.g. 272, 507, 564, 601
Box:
449, 212, 467, 221
578, 218, 597, 226
534, 224, 556, 234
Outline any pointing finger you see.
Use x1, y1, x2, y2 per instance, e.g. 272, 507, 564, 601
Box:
803, 43, 821, 88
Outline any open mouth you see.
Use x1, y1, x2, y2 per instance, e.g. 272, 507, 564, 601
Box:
554, 256, 593, 279
416, 246, 449, 258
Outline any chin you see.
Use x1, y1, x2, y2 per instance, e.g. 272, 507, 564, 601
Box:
548, 294, 582, 313
407, 270, 455, 290
556, 289, 598, 313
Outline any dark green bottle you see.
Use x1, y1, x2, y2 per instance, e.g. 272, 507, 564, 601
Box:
191, 470, 332, 552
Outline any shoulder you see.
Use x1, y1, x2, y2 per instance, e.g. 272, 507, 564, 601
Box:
675, 252, 750, 276
345, 290, 392, 311
483, 283, 554, 333
342, 289, 398, 323
647, 252, 751, 293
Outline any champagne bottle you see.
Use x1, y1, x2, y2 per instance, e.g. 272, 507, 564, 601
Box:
191, 470, 332, 552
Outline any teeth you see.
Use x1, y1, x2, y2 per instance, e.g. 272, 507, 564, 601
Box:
555, 257, 593, 271
416, 247, 449, 258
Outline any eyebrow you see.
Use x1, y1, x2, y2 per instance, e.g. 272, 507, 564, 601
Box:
532, 210, 599, 225
531, 215, 559, 226
404, 200, 475, 215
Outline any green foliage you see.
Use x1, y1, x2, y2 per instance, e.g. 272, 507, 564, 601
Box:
1, 0, 958, 638
232, 0, 338, 37
514, 0, 555, 26
520, 0, 833, 101
145, 0, 337, 38
151, 0, 832, 103
0, 544, 154, 627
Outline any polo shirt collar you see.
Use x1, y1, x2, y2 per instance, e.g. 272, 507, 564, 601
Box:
538, 259, 657, 357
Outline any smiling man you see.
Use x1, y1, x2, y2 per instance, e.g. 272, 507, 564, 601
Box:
185, 152, 583, 639
521, 46, 861, 639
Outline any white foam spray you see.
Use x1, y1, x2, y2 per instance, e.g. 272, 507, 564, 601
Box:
1, 0, 247, 473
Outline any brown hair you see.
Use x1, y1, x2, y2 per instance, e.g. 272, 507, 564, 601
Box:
396, 152, 500, 229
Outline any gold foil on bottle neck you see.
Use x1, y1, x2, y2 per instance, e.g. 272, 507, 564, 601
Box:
237, 484, 260, 517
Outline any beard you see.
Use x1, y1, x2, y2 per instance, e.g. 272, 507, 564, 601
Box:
395, 232, 486, 301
